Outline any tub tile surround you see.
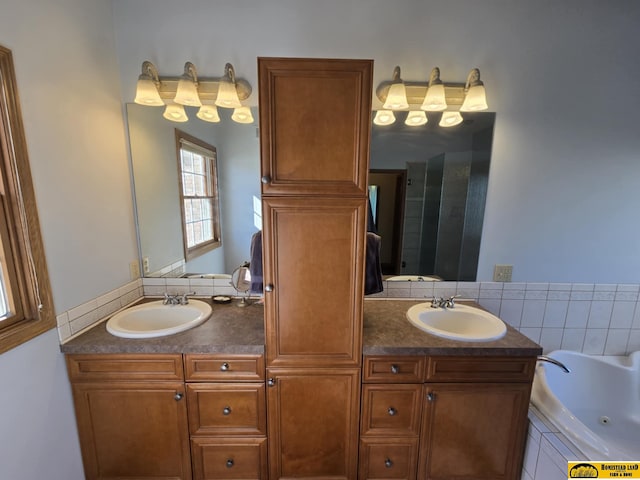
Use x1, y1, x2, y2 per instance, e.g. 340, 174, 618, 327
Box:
523, 407, 587, 480
57, 278, 640, 356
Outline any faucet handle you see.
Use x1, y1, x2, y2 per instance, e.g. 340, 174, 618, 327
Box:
445, 294, 461, 308
430, 297, 442, 308
180, 291, 197, 305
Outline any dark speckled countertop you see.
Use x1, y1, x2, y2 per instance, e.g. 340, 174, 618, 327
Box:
60, 298, 541, 356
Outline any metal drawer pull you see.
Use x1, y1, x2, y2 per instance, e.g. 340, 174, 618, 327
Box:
267, 378, 276, 387
226, 459, 234, 468
174, 392, 183, 401
223, 406, 232, 415
385, 458, 393, 468
390, 364, 399, 374
387, 407, 397, 416
261, 175, 271, 184
265, 284, 274, 292
427, 392, 435, 402
220, 362, 230, 371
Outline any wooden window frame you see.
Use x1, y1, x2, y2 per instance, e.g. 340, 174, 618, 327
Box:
175, 129, 221, 261
0, 45, 55, 353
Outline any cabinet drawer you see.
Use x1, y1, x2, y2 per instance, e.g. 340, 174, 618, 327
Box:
361, 385, 422, 436
425, 356, 536, 383
66, 354, 183, 382
359, 437, 419, 480
363, 356, 425, 383
185, 354, 265, 382
187, 383, 266, 436
191, 437, 267, 480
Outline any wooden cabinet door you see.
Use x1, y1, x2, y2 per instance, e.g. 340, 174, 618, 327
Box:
263, 197, 366, 367
418, 383, 531, 480
258, 57, 373, 197
266, 368, 361, 480
71, 382, 191, 480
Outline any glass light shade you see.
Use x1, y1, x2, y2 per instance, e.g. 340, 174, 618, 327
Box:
231, 106, 254, 124
174, 77, 201, 107
439, 111, 463, 127
197, 104, 221, 123
405, 111, 428, 126
460, 85, 488, 111
373, 110, 396, 126
215, 80, 242, 108
420, 84, 447, 111
163, 103, 188, 122
383, 83, 409, 110
134, 78, 163, 106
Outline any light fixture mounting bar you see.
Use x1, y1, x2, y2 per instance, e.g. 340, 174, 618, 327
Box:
376, 82, 466, 107
156, 77, 252, 102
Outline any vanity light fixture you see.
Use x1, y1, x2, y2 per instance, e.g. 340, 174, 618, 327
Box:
373, 110, 395, 126
439, 111, 464, 127
382, 66, 409, 110
163, 102, 189, 122
174, 62, 201, 107
134, 61, 164, 106
405, 110, 428, 126
196, 103, 221, 123
375, 66, 488, 127
460, 68, 488, 111
215, 63, 242, 109
420, 67, 447, 111
231, 106, 254, 124
133, 60, 252, 123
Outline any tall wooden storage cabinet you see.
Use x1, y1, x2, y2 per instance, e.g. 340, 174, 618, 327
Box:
258, 57, 373, 480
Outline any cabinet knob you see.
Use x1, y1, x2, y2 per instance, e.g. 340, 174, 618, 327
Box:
267, 378, 276, 387
174, 392, 183, 401
222, 406, 232, 416
387, 407, 397, 416
220, 362, 230, 371
226, 459, 234, 468
390, 364, 399, 374
261, 175, 271, 184
264, 284, 274, 292
385, 458, 393, 468
427, 392, 435, 402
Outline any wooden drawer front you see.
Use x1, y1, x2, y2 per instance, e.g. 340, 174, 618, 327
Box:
359, 437, 419, 480
363, 356, 425, 383
425, 356, 536, 383
361, 385, 422, 436
187, 384, 266, 436
185, 355, 265, 382
66, 354, 183, 382
191, 437, 267, 480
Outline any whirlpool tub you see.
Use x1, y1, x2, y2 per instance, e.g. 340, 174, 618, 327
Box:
531, 350, 640, 460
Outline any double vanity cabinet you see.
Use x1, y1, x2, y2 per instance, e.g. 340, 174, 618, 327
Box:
62, 299, 541, 480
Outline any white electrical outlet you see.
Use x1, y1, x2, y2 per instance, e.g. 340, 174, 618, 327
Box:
493, 264, 513, 282
129, 260, 140, 280
142, 257, 150, 274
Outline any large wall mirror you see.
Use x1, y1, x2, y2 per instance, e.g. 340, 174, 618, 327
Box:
127, 104, 494, 280
370, 111, 495, 281
127, 103, 260, 276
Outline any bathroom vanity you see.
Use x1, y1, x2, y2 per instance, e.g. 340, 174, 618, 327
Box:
63, 57, 540, 480
62, 299, 541, 480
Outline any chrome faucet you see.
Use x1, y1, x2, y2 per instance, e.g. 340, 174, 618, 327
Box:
163, 292, 196, 305
537, 355, 571, 373
430, 295, 460, 308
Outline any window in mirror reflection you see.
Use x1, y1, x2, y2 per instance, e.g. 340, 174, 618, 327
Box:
175, 130, 221, 260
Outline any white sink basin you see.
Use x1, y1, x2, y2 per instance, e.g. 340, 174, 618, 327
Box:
406, 303, 507, 342
106, 300, 212, 339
